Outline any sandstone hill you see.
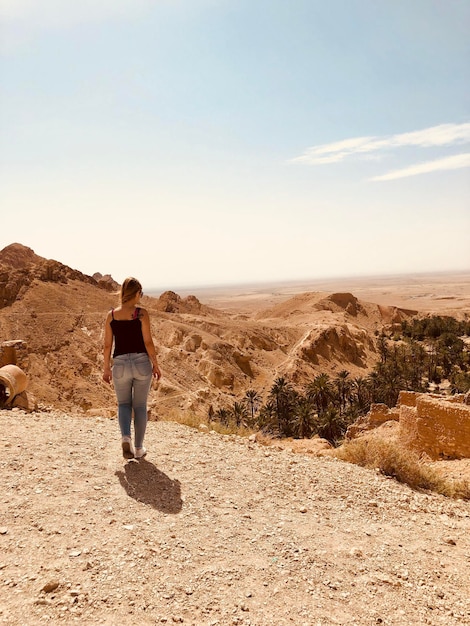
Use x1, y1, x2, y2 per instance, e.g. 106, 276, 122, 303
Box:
0, 243, 423, 417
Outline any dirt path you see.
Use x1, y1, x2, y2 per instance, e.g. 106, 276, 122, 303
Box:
1, 409, 469, 626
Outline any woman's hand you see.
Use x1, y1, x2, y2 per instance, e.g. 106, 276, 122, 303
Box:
152, 363, 162, 381
103, 367, 112, 384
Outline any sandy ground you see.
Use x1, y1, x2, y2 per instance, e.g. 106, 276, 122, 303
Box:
1, 409, 469, 626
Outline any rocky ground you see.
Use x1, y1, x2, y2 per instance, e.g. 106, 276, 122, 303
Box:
1, 409, 469, 626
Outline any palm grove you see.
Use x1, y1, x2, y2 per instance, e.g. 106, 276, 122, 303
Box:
211, 316, 470, 445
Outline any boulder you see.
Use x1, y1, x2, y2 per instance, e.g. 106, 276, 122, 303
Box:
11, 390, 38, 412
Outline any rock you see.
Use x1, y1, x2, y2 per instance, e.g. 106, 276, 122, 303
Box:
198, 360, 234, 389
12, 390, 38, 412
443, 537, 457, 546
0, 243, 105, 309
92, 272, 119, 292
156, 291, 203, 314
69, 550, 82, 557
42, 580, 60, 593
316, 293, 361, 316
346, 403, 399, 440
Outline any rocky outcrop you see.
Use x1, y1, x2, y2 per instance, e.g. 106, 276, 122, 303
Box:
0, 243, 43, 268
0, 243, 116, 309
316, 292, 362, 316
377, 304, 419, 325
345, 403, 400, 439
156, 291, 204, 314
198, 360, 235, 389
297, 324, 374, 369
92, 272, 119, 292
399, 393, 470, 460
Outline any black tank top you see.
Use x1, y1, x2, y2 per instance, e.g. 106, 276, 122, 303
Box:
111, 308, 147, 357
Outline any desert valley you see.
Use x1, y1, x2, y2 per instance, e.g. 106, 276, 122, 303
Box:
1, 242, 469, 420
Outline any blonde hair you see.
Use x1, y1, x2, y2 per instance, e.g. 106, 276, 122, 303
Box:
120, 277, 142, 304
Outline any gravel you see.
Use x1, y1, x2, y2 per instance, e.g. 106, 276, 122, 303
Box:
1, 409, 469, 625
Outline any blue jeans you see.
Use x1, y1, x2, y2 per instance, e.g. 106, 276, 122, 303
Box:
112, 353, 152, 448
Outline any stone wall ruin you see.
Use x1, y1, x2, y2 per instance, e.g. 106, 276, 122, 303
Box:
399, 392, 470, 460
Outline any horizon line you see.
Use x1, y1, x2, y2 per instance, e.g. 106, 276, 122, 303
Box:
145, 268, 470, 294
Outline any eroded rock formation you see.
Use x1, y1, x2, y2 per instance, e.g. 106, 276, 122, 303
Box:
0, 243, 116, 309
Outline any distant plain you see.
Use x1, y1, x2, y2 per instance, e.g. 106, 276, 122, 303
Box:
161, 271, 470, 316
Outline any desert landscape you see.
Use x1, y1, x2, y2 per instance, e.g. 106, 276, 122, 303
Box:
1, 243, 469, 625
1, 243, 469, 419
174, 272, 470, 317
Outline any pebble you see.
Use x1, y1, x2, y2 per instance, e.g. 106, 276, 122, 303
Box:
443, 537, 457, 545
69, 550, 82, 558
41, 581, 60, 593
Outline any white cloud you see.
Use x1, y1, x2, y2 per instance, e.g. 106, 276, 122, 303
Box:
369, 153, 470, 181
291, 122, 470, 165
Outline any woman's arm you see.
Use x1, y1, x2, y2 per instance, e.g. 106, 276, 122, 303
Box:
140, 309, 162, 380
103, 311, 114, 384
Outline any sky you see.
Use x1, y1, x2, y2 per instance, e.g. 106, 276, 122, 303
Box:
1, 0, 469, 290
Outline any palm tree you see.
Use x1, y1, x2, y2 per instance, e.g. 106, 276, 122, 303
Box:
377, 333, 389, 364
372, 362, 403, 407
214, 407, 230, 425
232, 402, 248, 427
258, 399, 277, 433
269, 377, 294, 435
406, 339, 427, 390
307, 373, 333, 416
293, 398, 316, 439
317, 406, 345, 445
352, 376, 371, 414
244, 389, 261, 426
334, 370, 351, 415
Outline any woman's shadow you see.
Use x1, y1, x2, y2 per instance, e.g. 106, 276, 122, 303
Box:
115, 459, 182, 514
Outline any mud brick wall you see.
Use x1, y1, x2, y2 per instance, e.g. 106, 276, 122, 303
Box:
399, 394, 470, 459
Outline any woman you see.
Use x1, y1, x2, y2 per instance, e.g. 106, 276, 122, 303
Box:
103, 277, 161, 459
